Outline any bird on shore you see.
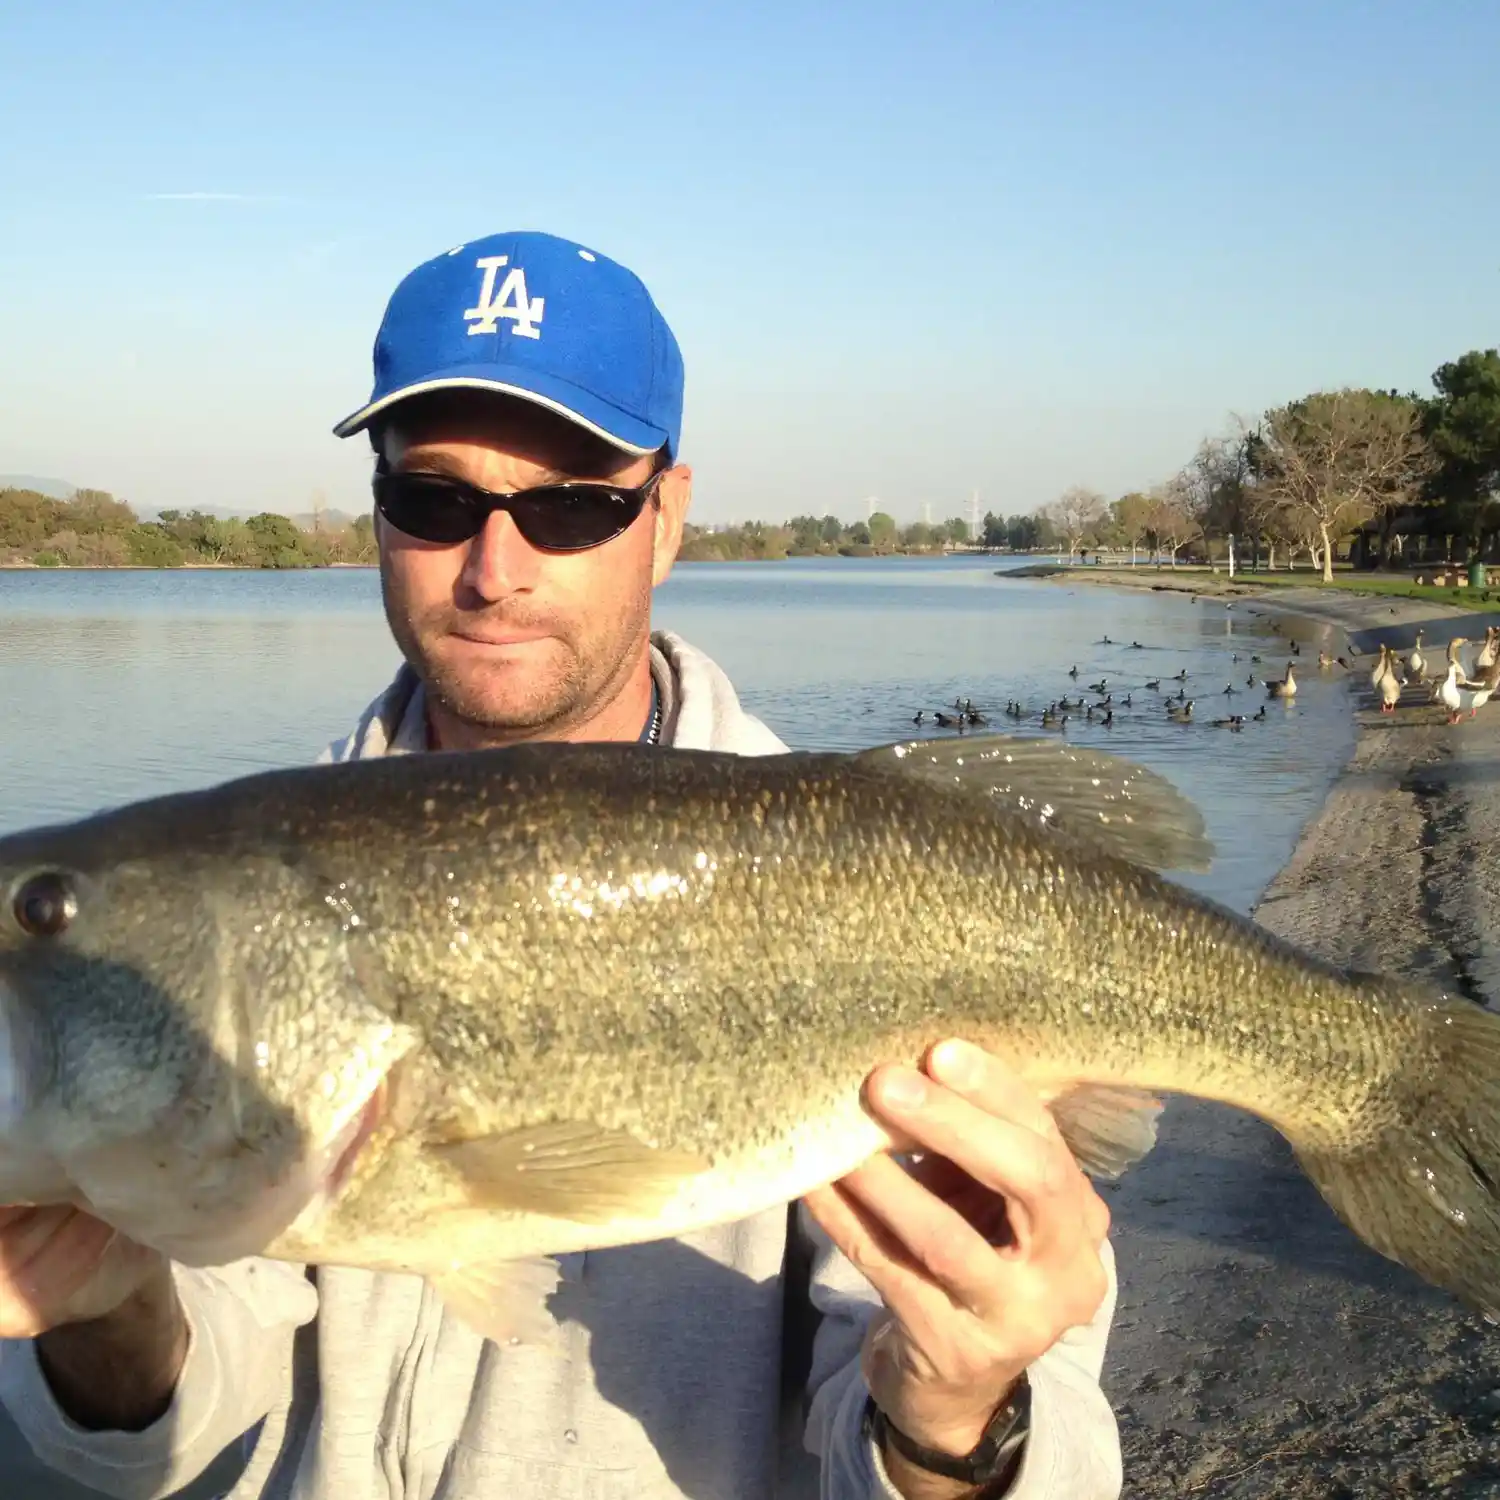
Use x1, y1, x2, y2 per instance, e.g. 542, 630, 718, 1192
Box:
1463, 656, 1500, 717
1371, 648, 1393, 693
1407, 631, 1427, 683
1438, 639, 1469, 725
1264, 663, 1298, 699
1476, 626, 1500, 674
1374, 646, 1402, 714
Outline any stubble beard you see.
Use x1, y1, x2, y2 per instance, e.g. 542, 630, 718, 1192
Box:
381, 574, 654, 739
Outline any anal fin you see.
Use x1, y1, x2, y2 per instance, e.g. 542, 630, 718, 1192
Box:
1049, 1083, 1164, 1180
433, 1255, 565, 1348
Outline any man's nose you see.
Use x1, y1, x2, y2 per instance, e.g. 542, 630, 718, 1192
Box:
460, 509, 541, 600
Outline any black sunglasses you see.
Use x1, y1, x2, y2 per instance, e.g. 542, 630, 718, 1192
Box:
373, 468, 665, 550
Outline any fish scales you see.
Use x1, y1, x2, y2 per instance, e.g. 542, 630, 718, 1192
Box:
0, 734, 1497, 1337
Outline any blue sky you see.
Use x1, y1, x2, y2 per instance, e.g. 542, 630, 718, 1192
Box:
1, 0, 1495, 524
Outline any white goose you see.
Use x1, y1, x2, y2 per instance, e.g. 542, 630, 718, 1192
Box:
1465, 658, 1500, 718
1439, 638, 1470, 724
1376, 646, 1402, 714
1476, 626, 1500, 674
1407, 630, 1427, 682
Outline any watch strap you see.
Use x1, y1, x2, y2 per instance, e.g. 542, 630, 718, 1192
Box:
863, 1373, 1031, 1487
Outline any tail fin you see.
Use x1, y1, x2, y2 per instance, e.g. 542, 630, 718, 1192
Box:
1295, 996, 1500, 1318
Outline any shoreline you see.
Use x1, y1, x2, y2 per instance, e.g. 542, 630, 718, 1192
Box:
1089, 574, 1500, 1493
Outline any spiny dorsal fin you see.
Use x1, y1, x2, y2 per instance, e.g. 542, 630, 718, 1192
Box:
854, 734, 1213, 873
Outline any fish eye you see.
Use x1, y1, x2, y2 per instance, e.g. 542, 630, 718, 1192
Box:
12, 872, 78, 938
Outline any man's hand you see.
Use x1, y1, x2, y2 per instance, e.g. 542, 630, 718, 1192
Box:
0, 1205, 165, 1338
803, 1040, 1110, 1480
0, 1205, 189, 1431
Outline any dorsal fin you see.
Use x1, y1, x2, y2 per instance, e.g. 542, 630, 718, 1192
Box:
853, 733, 1213, 874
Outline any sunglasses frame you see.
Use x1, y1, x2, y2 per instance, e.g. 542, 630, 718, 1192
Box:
372, 466, 667, 552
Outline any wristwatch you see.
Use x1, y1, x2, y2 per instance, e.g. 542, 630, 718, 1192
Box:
863, 1375, 1031, 1491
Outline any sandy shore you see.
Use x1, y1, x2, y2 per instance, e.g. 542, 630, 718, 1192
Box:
1074, 576, 1500, 1493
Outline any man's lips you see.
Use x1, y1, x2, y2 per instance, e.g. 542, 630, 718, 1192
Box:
450, 629, 551, 647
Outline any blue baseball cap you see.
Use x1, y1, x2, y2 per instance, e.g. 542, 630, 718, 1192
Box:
333, 230, 684, 458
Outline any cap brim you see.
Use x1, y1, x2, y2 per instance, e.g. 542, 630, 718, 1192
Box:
332, 365, 667, 455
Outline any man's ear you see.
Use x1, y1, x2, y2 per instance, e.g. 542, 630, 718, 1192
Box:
651, 465, 693, 586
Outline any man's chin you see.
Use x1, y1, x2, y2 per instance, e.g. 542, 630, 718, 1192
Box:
424, 643, 577, 733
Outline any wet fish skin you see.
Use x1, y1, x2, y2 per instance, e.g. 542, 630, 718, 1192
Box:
1, 736, 1499, 1341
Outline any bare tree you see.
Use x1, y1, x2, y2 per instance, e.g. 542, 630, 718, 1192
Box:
1143, 475, 1202, 567
1039, 486, 1107, 561
1252, 390, 1430, 583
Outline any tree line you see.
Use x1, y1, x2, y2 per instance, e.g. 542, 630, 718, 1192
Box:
1029, 348, 1500, 583
677, 511, 983, 561
0, 489, 377, 569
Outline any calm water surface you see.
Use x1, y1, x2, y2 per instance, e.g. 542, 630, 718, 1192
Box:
0, 558, 1354, 913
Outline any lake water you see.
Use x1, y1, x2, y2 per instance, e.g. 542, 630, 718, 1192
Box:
0, 557, 1355, 913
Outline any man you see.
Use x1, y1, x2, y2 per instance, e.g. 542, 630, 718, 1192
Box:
0, 231, 1122, 1499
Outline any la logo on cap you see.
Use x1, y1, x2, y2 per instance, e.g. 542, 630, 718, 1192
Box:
463, 255, 545, 340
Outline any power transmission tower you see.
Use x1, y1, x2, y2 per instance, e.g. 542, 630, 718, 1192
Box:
967, 490, 981, 543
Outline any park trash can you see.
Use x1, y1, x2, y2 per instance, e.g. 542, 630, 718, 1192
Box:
1470, 560, 1487, 590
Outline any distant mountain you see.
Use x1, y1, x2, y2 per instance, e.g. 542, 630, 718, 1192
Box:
0, 474, 77, 499
133, 504, 359, 529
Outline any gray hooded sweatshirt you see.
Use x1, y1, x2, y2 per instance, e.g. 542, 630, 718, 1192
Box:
0, 631, 1122, 1500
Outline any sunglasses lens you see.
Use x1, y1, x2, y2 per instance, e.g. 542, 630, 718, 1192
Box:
508, 488, 643, 550
373, 475, 481, 544
373, 475, 651, 550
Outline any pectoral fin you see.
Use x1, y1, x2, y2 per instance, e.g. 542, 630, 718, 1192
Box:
432, 1121, 708, 1224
